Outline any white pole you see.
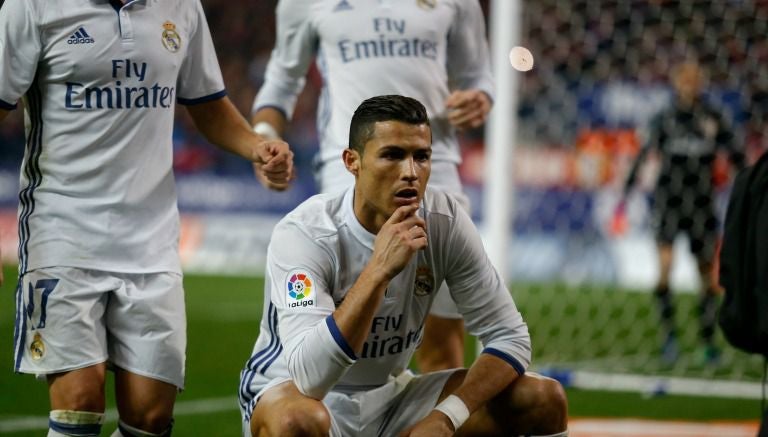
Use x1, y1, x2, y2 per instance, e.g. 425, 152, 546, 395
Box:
483, 0, 520, 280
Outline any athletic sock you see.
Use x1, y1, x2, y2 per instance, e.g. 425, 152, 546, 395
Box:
699, 289, 718, 345
47, 410, 104, 436
654, 286, 676, 339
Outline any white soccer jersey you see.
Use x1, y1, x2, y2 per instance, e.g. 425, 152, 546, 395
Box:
0, 0, 225, 274
253, 0, 493, 176
239, 188, 530, 415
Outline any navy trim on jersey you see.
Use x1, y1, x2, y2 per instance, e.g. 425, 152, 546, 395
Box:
17, 77, 44, 275
253, 305, 282, 374
177, 89, 227, 106
0, 98, 17, 110
50, 419, 103, 436
239, 304, 279, 403
482, 347, 525, 376
13, 281, 25, 371
252, 104, 288, 120
325, 315, 357, 360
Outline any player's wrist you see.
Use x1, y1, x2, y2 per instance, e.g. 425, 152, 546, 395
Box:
433, 394, 470, 431
253, 121, 279, 140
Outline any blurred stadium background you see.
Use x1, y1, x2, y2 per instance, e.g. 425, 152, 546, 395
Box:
1, 0, 766, 435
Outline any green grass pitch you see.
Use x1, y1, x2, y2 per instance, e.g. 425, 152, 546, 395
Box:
0, 266, 762, 435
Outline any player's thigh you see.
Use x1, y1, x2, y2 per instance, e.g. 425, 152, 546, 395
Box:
250, 380, 332, 437
106, 271, 186, 390
48, 363, 108, 411
15, 267, 117, 377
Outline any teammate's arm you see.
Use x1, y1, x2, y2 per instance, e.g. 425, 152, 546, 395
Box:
186, 97, 294, 191
444, 0, 494, 131
250, 107, 291, 188
332, 204, 427, 353
251, 107, 288, 139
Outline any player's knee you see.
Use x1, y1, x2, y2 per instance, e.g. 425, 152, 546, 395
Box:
490, 374, 568, 433
530, 377, 568, 429
118, 408, 173, 435
262, 402, 330, 437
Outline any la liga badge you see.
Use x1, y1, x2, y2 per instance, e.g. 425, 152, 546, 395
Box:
286, 270, 315, 308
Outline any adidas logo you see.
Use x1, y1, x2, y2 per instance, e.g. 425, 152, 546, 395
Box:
333, 0, 353, 12
67, 27, 95, 45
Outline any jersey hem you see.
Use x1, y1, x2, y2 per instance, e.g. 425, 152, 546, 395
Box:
0, 98, 17, 110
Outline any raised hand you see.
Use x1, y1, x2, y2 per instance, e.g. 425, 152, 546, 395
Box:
445, 89, 491, 131
253, 139, 294, 191
371, 204, 427, 280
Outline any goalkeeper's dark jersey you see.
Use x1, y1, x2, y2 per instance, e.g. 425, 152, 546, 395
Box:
626, 98, 744, 214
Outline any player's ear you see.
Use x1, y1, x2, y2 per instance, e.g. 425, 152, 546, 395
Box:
343, 148, 361, 176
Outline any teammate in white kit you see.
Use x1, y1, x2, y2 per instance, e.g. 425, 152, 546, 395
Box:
239, 96, 567, 437
0, 0, 293, 435
250, 0, 493, 372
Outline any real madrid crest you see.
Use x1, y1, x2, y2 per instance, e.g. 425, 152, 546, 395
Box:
414, 266, 434, 296
416, 0, 436, 10
30, 332, 45, 361
161, 21, 181, 53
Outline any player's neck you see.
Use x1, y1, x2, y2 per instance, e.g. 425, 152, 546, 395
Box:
352, 190, 386, 235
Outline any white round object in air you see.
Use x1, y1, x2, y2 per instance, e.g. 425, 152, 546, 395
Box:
509, 46, 534, 72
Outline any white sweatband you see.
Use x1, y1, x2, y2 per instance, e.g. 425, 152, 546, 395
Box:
433, 394, 470, 431
253, 121, 279, 140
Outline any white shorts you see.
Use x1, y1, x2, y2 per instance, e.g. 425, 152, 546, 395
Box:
13, 267, 186, 389
316, 158, 468, 319
241, 369, 456, 437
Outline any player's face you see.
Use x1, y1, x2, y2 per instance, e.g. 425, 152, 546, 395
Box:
347, 120, 431, 232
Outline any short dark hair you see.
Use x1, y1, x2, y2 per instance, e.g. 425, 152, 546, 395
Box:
348, 95, 430, 154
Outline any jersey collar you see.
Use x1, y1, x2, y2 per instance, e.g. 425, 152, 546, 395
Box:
342, 188, 375, 250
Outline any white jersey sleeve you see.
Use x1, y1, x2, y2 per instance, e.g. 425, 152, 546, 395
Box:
176, 0, 225, 103
444, 203, 531, 375
446, 0, 494, 98
0, 0, 41, 108
267, 220, 356, 399
250, 0, 316, 118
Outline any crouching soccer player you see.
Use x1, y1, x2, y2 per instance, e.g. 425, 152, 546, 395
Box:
0, 0, 293, 435
238, 95, 568, 437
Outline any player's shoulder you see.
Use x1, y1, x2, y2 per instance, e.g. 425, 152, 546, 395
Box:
422, 187, 462, 222
275, 191, 344, 242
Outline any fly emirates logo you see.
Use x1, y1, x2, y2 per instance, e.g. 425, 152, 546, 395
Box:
360, 314, 422, 359
65, 59, 176, 109
338, 17, 438, 63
